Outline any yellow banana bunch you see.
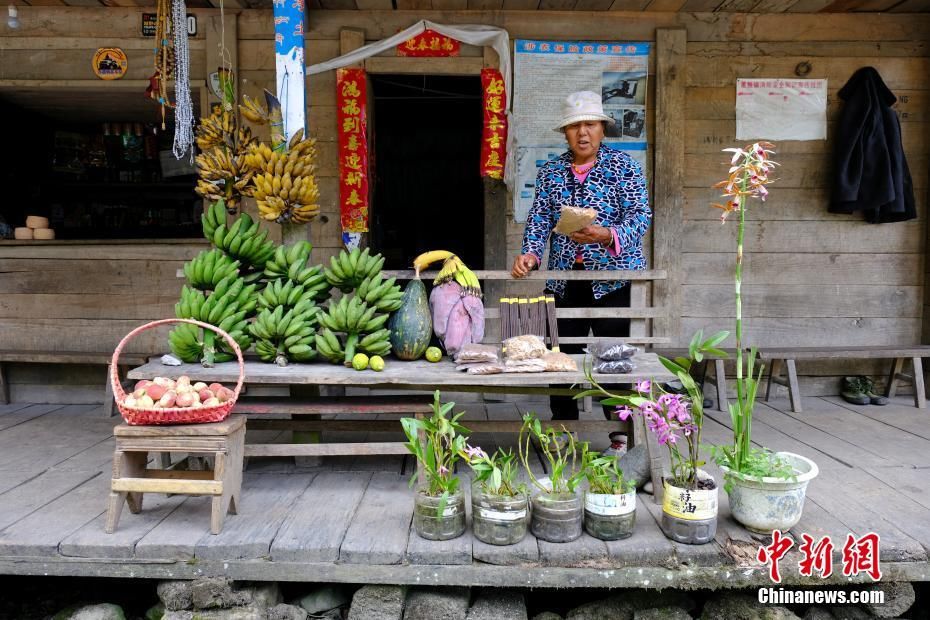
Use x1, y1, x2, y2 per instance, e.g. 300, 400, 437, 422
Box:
239, 93, 269, 125
412, 250, 482, 297
248, 129, 320, 225
195, 106, 257, 215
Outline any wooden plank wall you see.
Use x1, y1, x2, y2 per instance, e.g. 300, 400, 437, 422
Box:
1, 8, 929, 400
0, 242, 206, 402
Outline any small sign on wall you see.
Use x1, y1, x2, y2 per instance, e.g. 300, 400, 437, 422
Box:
142, 13, 198, 37
93, 48, 128, 80
736, 78, 827, 141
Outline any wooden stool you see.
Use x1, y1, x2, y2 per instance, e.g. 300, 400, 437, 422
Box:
106, 415, 246, 535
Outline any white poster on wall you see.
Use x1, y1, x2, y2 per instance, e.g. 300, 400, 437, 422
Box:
735, 78, 828, 141
513, 39, 650, 223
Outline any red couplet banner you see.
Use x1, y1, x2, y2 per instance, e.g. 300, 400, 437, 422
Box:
396, 30, 460, 57
480, 68, 507, 179
336, 68, 369, 233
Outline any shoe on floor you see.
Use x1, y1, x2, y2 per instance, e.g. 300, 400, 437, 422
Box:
841, 391, 870, 405
857, 375, 888, 406
841, 376, 870, 405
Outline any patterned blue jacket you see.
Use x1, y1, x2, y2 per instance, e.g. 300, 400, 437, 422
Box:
521, 145, 651, 299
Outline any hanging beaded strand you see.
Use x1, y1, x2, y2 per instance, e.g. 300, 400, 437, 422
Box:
152, 0, 175, 129
172, 0, 195, 161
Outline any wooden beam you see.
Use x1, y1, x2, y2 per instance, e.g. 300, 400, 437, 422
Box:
364, 56, 485, 75
652, 29, 686, 345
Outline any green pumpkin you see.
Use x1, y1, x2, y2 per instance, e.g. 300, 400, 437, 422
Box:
389, 278, 432, 360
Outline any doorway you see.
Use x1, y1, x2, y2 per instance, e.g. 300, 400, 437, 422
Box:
369, 74, 484, 270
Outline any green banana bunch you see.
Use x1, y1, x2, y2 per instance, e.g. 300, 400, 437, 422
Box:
323, 247, 385, 293
356, 272, 404, 313
313, 326, 392, 364
263, 241, 331, 304
183, 249, 241, 292
209, 208, 277, 272
315, 293, 390, 365
257, 279, 319, 311
167, 323, 239, 365
264, 240, 312, 279
175, 274, 257, 326
356, 328, 392, 357
314, 328, 346, 364
249, 299, 319, 366
202, 198, 227, 241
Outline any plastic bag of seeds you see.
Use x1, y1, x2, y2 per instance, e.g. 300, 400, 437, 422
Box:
586, 341, 638, 361
594, 359, 635, 374
502, 334, 547, 361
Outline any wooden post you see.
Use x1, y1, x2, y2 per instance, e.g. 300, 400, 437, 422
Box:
652, 29, 686, 346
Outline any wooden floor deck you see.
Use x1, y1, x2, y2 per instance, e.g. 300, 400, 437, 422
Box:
0, 396, 928, 588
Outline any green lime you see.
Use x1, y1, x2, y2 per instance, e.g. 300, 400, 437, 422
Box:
352, 353, 370, 371
370, 355, 385, 372
425, 347, 443, 363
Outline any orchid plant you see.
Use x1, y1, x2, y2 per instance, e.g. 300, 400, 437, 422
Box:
709, 142, 793, 481
460, 446, 527, 498
518, 413, 588, 496
400, 390, 469, 504
583, 450, 635, 496
582, 330, 726, 489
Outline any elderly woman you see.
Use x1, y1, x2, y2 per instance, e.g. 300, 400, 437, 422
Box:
512, 90, 652, 421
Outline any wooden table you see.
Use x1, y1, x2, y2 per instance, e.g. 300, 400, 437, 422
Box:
127, 353, 671, 391
127, 353, 675, 500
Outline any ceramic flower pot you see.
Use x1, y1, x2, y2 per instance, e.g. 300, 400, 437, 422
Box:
584, 490, 636, 541
719, 451, 819, 534
660, 469, 718, 545
471, 484, 528, 546
413, 486, 466, 541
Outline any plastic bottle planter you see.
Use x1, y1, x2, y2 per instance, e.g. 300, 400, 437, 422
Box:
719, 451, 819, 534
413, 487, 466, 541
660, 469, 718, 545
584, 491, 636, 541
471, 484, 528, 546
531, 490, 583, 543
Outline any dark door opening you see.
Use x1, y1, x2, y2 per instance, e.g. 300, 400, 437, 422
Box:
370, 74, 484, 270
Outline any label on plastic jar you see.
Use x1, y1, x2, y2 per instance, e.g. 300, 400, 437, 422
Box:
585, 492, 636, 516
662, 480, 718, 520
477, 507, 527, 521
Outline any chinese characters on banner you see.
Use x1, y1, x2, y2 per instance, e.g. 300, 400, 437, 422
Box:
758, 531, 882, 584
481, 68, 507, 180
336, 68, 369, 234
397, 29, 460, 57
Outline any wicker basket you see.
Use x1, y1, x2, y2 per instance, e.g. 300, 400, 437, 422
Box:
111, 318, 244, 425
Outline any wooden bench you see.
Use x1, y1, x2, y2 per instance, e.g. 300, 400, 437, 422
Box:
757, 346, 930, 413
0, 350, 148, 416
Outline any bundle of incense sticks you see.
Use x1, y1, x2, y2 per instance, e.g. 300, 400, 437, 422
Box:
546, 295, 560, 352
499, 296, 559, 346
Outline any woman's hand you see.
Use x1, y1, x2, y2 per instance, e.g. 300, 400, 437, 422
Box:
570, 225, 612, 245
511, 254, 538, 278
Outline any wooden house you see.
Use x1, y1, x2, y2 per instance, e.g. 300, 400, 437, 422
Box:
0, 1, 927, 402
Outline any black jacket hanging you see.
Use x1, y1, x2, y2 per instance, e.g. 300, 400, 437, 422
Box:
829, 67, 916, 224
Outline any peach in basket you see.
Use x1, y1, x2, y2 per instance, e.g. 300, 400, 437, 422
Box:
122, 375, 235, 410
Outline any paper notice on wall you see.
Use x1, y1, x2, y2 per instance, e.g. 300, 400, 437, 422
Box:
736, 78, 827, 141
513, 40, 649, 222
